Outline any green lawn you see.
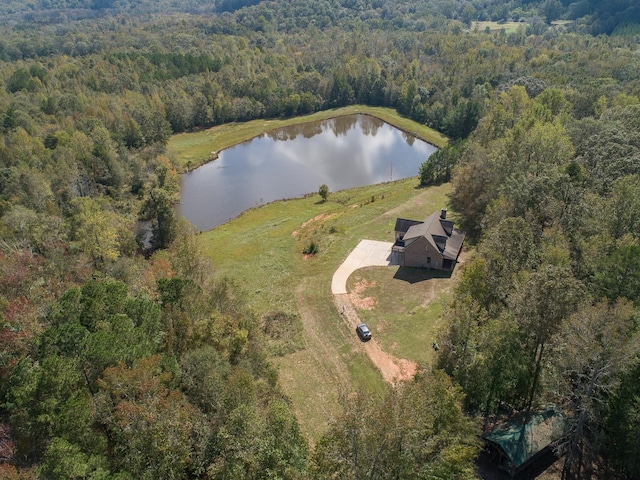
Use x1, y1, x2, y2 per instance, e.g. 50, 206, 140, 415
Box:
472, 21, 527, 33
346, 266, 458, 366
201, 180, 452, 315
199, 180, 453, 442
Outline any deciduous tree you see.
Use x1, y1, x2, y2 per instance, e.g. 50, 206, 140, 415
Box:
141, 187, 178, 249
69, 197, 122, 267
552, 300, 640, 480
318, 183, 329, 202
510, 264, 586, 414
97, 355, 209, 479
312, 371, 479, 479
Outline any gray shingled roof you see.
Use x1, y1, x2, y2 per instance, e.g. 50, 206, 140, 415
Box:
403, 211, 465, 261
394, 218, 424, 233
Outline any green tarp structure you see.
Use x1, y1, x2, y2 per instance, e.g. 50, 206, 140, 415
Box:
483, 407, 566, 476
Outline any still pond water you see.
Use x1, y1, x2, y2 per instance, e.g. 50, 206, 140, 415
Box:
178, 114, 437, 231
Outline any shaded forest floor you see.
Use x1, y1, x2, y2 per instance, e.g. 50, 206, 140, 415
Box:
476, 448, 562, 480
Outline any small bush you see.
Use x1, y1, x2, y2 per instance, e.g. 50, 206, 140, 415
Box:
303, 240, 319, 255
262, 311, 304, 356
319, 184, 329, 202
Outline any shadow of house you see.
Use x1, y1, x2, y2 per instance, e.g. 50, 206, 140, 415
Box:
482, 407, 566, 477
391, 209, 465, 271
393, 266, 452, 284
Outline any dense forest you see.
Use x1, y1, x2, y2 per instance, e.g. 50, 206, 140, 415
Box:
1, 0, 640, 478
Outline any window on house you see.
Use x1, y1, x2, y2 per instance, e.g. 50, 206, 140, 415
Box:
427, 257, 431, 264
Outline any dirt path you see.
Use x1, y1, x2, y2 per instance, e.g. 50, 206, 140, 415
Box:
334, 293, 417, 384
275, 280, 355, 444
297, 284, 352, 390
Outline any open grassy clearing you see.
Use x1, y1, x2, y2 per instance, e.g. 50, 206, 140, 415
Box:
346, 263, 462, 366
167, 105, 448, 171
472, 20, 527, 33
173, 107, 453, 442
202, 180, 451, 314
198, 180, 451, 442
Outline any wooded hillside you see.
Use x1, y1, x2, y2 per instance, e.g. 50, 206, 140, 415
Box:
1, 0, 639, 478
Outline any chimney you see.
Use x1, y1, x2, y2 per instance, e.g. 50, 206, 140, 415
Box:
440, 209, 447, 219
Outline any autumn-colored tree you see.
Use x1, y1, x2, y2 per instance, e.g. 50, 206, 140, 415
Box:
69, 197, 127, 266
97, 355, 209, 479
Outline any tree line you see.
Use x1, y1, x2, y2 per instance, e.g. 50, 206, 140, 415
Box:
437, 86, 640, 479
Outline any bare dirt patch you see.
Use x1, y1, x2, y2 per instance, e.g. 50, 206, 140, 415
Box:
292, 213, 334, 237
349, 279, 376, 310
397, 358, 418, 379
363, 337, 417, 384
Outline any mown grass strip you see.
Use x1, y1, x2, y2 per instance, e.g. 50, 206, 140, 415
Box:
167, 105, 448, 171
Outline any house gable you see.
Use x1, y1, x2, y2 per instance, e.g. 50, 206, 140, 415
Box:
394, 218, 424, 241
441, 219, 454, 236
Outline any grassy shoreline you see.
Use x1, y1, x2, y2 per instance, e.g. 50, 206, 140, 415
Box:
167, 105, 448, 171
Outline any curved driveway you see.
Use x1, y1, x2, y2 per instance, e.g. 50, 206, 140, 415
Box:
331, 240, 396, 294
331, 239, 415, 384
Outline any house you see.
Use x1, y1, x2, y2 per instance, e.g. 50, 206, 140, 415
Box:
391, 209, 465, 270
483, 407, 566, 476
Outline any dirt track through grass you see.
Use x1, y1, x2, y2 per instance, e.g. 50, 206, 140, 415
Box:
273, 281, 351, 445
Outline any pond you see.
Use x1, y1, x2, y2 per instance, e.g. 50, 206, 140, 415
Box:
178, 114, 437, 231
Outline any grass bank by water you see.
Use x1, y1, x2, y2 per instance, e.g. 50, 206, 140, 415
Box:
167, 105, 448, 171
